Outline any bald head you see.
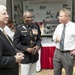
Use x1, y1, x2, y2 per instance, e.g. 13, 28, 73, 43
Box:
23, 11, 32, 19
22, 11, 33, 25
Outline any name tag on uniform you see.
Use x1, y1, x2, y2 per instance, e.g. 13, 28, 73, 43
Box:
21, 31, 27, 32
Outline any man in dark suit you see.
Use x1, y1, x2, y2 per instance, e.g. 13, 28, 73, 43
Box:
13, 11, 41, 75
0, 5, 24, 75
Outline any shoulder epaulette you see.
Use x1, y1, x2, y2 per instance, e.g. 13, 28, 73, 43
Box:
17, 24, 23, 28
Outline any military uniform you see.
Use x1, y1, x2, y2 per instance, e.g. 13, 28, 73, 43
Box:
13, 22, 41, 64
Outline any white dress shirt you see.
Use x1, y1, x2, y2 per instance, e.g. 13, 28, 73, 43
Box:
4, 26, 15, 41
53, 21, 75, 51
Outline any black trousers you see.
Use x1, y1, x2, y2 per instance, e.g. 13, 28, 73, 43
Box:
53, 49, 75, 75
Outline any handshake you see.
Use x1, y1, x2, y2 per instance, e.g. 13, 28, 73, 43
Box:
26, 46, 40, 55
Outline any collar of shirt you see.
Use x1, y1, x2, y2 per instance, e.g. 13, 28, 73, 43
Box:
63, 21, 71, 27
0, 27, 3, 32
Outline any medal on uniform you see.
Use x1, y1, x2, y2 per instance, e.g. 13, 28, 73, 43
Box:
32, 28, 38, 35
35, 37, 37, 40
30, 40, 34, 47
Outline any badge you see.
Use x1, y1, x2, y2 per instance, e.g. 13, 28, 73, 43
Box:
35, 37, 37, 40
30, 40, 35, 47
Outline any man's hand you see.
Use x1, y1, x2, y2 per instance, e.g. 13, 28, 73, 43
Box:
33, 46, 40, 54
33, 46, 40, 51
70, 50, 75, 56
26, 48, 34, 53
15, 52, 24, 63
26, 46, 40, 55
56, 37, 60, 42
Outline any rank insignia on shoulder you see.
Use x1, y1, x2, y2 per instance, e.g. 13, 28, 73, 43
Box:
17, 25, 22, 27
22, 26, 26, 29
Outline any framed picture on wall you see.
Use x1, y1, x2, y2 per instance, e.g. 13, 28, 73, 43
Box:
40, 6, 46, 10
28, 9, 34, 12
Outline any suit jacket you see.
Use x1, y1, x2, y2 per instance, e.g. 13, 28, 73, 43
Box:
0, 30, 18, 75
13, 23, 41, 64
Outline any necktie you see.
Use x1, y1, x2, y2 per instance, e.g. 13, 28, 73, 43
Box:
3, 30, 13, 46
60, 25, 66, 51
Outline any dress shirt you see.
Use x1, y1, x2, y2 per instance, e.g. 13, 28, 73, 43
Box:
4, 26, 15, 41
0, 27, 13, 46
53, 21, 75, 51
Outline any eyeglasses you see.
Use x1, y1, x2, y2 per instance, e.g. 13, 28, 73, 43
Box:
26, 16, 33, 18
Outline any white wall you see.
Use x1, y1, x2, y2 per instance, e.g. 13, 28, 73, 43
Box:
23, 0, 72, 22
0, 0, 12, 19
0, 0, 6, 6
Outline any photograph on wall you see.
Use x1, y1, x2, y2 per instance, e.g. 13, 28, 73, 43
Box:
39, 6, 46, 10
28, 9, 34, 12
